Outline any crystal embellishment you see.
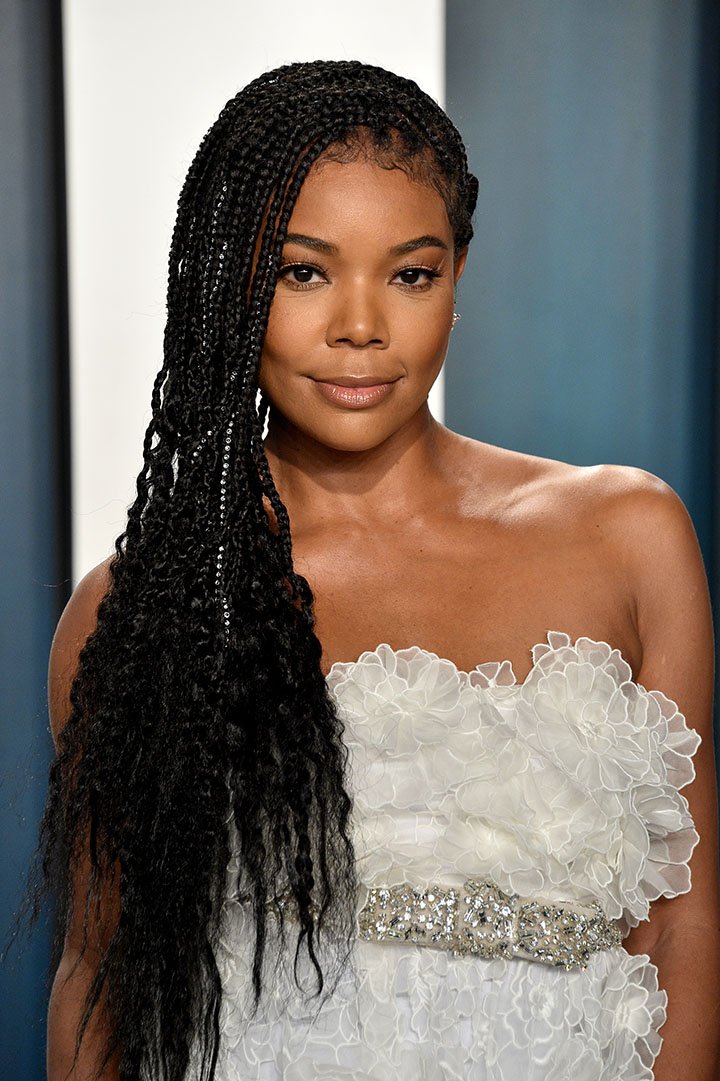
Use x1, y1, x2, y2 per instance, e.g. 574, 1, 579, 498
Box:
356, 878, 623, 970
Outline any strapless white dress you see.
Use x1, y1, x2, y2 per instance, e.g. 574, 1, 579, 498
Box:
212, 631, 700, 1080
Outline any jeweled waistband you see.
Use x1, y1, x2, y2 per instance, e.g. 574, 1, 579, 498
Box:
356, 878, 623, 969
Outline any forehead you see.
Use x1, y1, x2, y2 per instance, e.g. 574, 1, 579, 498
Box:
287, 158, 451, 240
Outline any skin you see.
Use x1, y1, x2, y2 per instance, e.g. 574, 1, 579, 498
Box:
258, 154, 720, 1078
46, 152, 720, 1078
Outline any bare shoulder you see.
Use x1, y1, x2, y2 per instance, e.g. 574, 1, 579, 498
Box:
495, 447, 695, 543
514, 449, 666, 508
568, 462, 713, 686
461, 437, 701, 551
48, 554, 116, 747
571, 475, 718, 950
543, 460, 708, 609
558, 459, 687, 521
564, 463, 709, 616
465, 441, 712, 655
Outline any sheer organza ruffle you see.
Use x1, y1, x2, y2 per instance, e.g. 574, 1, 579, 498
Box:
214, 909, 666, 1081
212, 630, 700, 1079
326, 631, 700, 927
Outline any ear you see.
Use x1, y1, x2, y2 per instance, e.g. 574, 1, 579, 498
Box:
453, 245, 469, 285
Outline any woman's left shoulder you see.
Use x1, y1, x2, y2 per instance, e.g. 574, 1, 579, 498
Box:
573, 462, 714, 716
561, 460, 688, 523
562, 462, 708, 617
577, 468, 719, 968
567, 462, 704, 580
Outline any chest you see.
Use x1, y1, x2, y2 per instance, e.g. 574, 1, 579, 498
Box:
290, 514, 643, 682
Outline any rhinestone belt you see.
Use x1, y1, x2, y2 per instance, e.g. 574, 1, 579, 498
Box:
356, 878, 623, 970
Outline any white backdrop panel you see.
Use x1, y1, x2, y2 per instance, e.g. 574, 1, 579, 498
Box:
63, 0, 445, 581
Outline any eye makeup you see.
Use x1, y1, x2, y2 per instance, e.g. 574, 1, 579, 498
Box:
277, 261, 443, 292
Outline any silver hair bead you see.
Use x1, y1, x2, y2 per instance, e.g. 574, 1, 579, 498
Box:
191, 426, 215, 461
216, 409, 235, 640
194, 319, 264, 642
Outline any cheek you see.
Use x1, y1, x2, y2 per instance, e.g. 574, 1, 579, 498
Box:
257, 312, 295, 393
259, 300, 319, 378
395, 308, 452, 369
261, 305, 292, 361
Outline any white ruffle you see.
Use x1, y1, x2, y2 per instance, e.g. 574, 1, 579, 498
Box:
212, 903, 668, 1081
212, 630, 699, 1078
326, 631, 701, 927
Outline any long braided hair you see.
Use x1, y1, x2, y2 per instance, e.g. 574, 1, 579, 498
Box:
21, 59, 479, 1081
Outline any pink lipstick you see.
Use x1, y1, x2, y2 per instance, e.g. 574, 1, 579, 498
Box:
312, 378, 399, 409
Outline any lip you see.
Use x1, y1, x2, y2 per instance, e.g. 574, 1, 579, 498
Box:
312, 377, 399, 409
315, 374, 399, 387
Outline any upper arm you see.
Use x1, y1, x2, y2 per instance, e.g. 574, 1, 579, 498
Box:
49, 555, 120, 957
48, 556, 114, 750
597, 464, 719, 944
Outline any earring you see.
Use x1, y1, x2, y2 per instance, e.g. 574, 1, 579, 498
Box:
451, 311, 461, 330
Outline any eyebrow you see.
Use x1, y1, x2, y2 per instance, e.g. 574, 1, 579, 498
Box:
282, 232, 450, 257
389, 235, 450, 256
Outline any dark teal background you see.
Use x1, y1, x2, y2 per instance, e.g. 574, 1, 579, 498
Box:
1, 1, 718, 1075
1, 0, 70, 1075
445, 0, 718, 593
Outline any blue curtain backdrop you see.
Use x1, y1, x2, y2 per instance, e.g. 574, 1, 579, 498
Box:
445, 0, 719, 625
0, 0, 70, 1076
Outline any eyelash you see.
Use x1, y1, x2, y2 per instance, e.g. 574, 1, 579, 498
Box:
277, 261, 442, 292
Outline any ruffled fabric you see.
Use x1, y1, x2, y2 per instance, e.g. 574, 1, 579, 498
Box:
213, 630, 700, 1079
327, 631, 700, 927
212, 909, 667, 1081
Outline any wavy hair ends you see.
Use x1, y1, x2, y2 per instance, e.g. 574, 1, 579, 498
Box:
14, 59, 479, 1081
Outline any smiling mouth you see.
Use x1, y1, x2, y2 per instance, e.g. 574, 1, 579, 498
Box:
311, 377, 400, 408
312, 375, 401, 387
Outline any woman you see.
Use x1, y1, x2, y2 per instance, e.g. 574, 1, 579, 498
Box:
36, 60, 719, 1080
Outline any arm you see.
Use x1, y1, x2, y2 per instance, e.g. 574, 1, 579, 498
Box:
46, 558, 121, 1081
601, 466, 720, 1080
47, 857, 121, 1081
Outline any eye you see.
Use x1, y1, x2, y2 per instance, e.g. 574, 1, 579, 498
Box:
393, 266, 442, 290
277, 262, 327, 290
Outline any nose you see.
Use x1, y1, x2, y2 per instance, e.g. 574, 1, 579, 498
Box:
326, 282, 389, 349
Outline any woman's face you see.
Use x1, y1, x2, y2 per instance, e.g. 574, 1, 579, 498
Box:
257, 155, 468, 454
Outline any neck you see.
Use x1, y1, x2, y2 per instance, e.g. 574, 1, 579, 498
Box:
261, 401, 460, 529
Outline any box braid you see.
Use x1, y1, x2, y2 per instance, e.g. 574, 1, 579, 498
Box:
15, 60, 479, 1081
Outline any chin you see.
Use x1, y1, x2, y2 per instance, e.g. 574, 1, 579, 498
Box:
307, 418, 398, 454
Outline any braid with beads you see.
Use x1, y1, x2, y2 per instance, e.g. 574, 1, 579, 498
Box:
18, 59, 478, 1081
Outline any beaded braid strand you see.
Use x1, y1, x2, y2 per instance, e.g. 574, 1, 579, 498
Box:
22, 60, 480, 1081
